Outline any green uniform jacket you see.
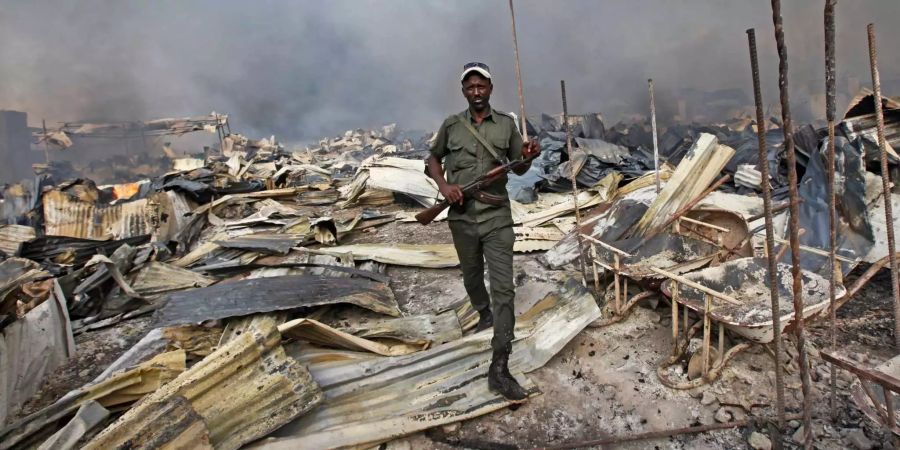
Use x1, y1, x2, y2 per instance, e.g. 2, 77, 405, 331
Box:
429, 108, 524, 224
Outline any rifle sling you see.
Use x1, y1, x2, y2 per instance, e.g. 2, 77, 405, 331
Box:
456, 114, 507, 164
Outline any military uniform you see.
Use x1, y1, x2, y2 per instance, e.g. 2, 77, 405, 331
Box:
429, 107, 523, 353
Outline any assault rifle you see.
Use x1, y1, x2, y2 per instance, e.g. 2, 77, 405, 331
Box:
415, 153, 538, 225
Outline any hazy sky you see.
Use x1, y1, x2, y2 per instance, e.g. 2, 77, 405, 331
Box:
1, 0, 897, 142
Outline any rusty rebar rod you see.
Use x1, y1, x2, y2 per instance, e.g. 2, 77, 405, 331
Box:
747, 27, 786, 429
770, 1, 813, 447
649, 78, 661, 193
824, 0, 839, 421
561, 80, 589, 287
508, 0, 528, 140
867, 24, 900, 351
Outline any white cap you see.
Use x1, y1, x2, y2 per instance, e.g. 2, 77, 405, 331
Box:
460, 62, 491, 82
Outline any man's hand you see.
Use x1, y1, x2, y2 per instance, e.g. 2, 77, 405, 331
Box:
439, 183, 464, 205
522, 139, 541, 159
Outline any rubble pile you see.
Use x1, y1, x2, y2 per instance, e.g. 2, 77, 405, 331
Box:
0, 89, 898, 449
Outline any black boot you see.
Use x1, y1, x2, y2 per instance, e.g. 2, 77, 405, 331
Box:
488, 349, 528, 401
475, 309, 493, 332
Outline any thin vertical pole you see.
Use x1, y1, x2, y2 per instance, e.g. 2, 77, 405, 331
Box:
702, 294, 711, 377
561, 80, 589, 287
672, 286, 679, 356
747, 27, 786, 428
508, 0, 528, 140
867, 23, 900, 350
215, 113, 225, 152
41, 119, 49, 163
770, 2, 813, 447
649, 79, 661, 193
591, 243, 601, 295
824, 0, 839, 420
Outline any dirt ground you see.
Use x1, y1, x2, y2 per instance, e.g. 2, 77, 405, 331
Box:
11, 217, 900, 450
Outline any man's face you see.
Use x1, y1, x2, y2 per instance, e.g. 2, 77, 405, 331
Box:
462, 74, 492, 112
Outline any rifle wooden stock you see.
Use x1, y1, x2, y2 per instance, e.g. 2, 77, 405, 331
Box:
415, 154, 537, 225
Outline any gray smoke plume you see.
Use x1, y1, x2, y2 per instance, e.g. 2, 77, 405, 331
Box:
1, 0, 898, 142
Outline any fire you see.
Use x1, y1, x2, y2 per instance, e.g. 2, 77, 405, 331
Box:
112, 182, 141, 200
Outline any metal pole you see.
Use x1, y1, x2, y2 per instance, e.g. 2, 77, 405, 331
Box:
649, 79, 661, 193
41, 119, 49, 163
770, 2, 813, 447
824, 0, 839, 420
215, 113, 225, 152
747, 27, 786, 429
561, 80, 589, 287
508, 0, 528, 140
867, 23, 900, 350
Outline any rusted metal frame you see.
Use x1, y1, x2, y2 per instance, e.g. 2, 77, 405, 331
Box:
561, 80, 590, 288
665, 287, 705, 364
649, 78, 661, 193
822, 350, 900, 443
657, 340, 754, 390
592, 291, 656, 327
821, 351, 900, 394
590, 256, 624, 316
581, 234, 632, 256
756, 232, 856, 262
835, 252, 900, 311
507, 0, 528, 140
867, 23, 900, 350
824, 0, 839, 420
662, 272, 739, 382
859, 380, 890, 423
583, 234, 636, 317
770, 2, 813, 443
677, 216, 730, 234
650, 267, 740, 305
677, 223, 744, 259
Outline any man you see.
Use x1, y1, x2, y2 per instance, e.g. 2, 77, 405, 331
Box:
426, 62, 539, 401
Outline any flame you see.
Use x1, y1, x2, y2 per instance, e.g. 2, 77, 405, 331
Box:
112, 182, 141, 200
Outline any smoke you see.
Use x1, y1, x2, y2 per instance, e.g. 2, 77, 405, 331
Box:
1, 0, 898, 142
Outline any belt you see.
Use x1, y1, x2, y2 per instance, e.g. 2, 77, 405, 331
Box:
470, 190, 507, 206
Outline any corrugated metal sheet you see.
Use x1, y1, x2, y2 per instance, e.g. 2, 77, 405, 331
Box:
0, 225, 35, 256
42, 190, 160, 240
842, 88, 900, 158
632, 133, 735, 236
156, 274, 401, 326
84, 316, 323, 450
323, 244, 459, 268
514, 239, 557, 253
0, 350, 186, 449
130, 262, 216, 297
214, 233, 306, 255
256, 279, 601, 449
338, 310, 462, 347
280, 318, 425, 356
0, 280, 74, 427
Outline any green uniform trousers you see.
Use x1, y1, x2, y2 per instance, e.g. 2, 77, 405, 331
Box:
448, 216, 516, 352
